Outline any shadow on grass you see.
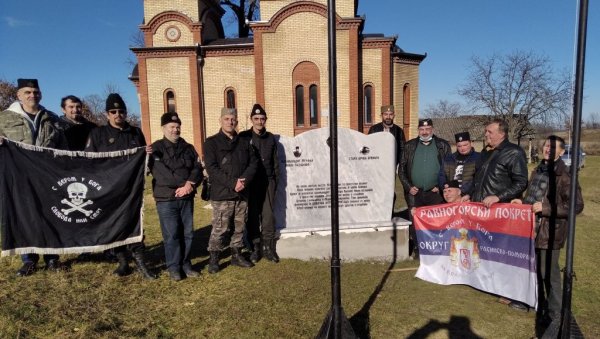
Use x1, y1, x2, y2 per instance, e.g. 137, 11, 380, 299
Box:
406, 316, 483, 339
349, 214, 402, 338
144, 223, 214, 272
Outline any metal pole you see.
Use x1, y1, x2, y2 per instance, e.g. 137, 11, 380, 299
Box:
316, 0, 356, 337
560, 0, 588, 337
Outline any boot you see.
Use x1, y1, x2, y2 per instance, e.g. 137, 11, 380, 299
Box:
132, 251, 158, 280
231, 247, 254, 268
250, 239, 262, 263
263, 239, 280, 263
208, 251, 220, 274
113, 251, 131, 277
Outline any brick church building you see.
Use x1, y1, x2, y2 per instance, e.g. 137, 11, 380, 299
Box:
130, 0, 425, 154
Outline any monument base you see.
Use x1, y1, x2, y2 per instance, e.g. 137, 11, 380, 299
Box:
277, 217, 411, 262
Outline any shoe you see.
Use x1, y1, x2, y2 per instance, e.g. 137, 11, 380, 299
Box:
231, 247, 254, 268
45, 259, 64, 271
169, 270, 183, 282
509, 301, 529, 312
183, 265, 200, 278
77, 253, 91, 262
263, 239, 279, 263
113, 251, 132, 277
132, 251, 158, 280
250, 240, 262, 263
208, 251, 220, 274
16, 262, 36, 277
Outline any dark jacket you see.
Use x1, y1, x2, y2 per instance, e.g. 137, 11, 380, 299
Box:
368, 122, 405, 168
533, 159, 583, 249
469, 138, 528, 202
149, 137, 203, 201
60, 116, 97, 151
85, 122, 145, 152
400, 135, 451, 193
438, 148, 481, 195
203, 130, 258, 201
238, 128, 279, 183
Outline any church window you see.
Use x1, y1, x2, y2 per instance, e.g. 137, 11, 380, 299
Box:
164, 89, 176, 113
225, 88, 236, 109
292, 61, 320, 135
364, 84, 374, 125
295, 85, 304, 127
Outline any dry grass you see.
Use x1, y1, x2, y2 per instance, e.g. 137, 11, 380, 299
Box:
0, 158, 598, 338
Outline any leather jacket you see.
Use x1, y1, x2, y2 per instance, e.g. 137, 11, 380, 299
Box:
534, 159, 584, 249
469, 138, 528, 202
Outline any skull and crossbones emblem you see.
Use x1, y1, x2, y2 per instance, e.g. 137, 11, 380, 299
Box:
61, 183, 94, 216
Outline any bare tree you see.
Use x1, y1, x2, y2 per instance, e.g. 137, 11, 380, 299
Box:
587, 112, 600, 129
422, 100, 464, 119
458, 51, 571, 145
0, 79, 18, 111
221, 0, 259, 38
82, 94, 107, 125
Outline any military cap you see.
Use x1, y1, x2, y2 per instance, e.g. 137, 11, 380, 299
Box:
447, 180, 460, 189
221, 107, 237, 117
250, 103, 266, 117
161, 112, 181, 126
17, 78, 39, 89
454, 132, 471, 143
105, 93, 127, 112
418, 118, 433, 127
381, 105, 395, 114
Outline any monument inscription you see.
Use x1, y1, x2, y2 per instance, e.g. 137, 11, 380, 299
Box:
274, 127, 395, 232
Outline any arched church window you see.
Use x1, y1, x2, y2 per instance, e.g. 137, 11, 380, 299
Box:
364, 84, 374, 125
295, 85, 304, 127
225, 88, 236, 109
292, 61, 320, 135
164, 89, 176, 113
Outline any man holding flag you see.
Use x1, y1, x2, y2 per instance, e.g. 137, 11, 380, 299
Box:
0, 78, 67, 276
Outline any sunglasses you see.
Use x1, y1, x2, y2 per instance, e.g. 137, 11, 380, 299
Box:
108, 109, 126, 115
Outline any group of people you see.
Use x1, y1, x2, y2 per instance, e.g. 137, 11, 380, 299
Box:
0, 79, 585, 332
0, 78, 280, 284
368, 104, 584, 333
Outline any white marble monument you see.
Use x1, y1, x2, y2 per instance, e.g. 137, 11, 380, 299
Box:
273, 127, 410, 261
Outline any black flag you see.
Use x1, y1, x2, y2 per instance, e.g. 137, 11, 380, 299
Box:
1, 140, 146, 256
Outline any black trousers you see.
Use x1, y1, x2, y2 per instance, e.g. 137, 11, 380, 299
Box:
246, 178, 276, 243
408, 189, 444, 248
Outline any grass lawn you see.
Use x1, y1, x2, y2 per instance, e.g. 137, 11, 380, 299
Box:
1, 157, 598, 338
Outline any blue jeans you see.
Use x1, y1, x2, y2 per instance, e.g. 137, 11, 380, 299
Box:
156, 199, 194, 272
21, 253, 59, 265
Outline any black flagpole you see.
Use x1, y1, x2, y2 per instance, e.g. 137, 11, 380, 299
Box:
316, 0, 357, 338
560, 0, 588, 338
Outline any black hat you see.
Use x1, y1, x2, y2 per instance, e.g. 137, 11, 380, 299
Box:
447, 180, 460, 189
455, 132, 471, 143
161, 112, 181, 126
250, 103, 266, 117
17, 78, 39, 89
105, 93, 127, 112
418, 118, 433, 127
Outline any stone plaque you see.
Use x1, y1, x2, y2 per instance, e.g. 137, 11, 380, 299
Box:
274, 127, 396, 232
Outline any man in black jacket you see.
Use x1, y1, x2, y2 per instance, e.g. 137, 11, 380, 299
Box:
368, 105, 406, 172
465, 118, 528, 207
149, 112, 203, 281
85, 93, 157, 279
239, 103, 280, 263
59, 95, 96, 151
400, 118, 451, 257
203, 108, 258, 273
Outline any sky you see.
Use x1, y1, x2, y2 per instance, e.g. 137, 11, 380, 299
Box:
1, 0, 598, 122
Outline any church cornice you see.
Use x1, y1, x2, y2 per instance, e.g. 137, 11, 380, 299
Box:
250, 1, 361, 33
393, 52, 427, 65
130, 46, 197, 58
362, 38, 395, 49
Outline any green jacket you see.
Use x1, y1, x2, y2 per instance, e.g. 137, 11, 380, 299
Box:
0, 102, 67, 148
